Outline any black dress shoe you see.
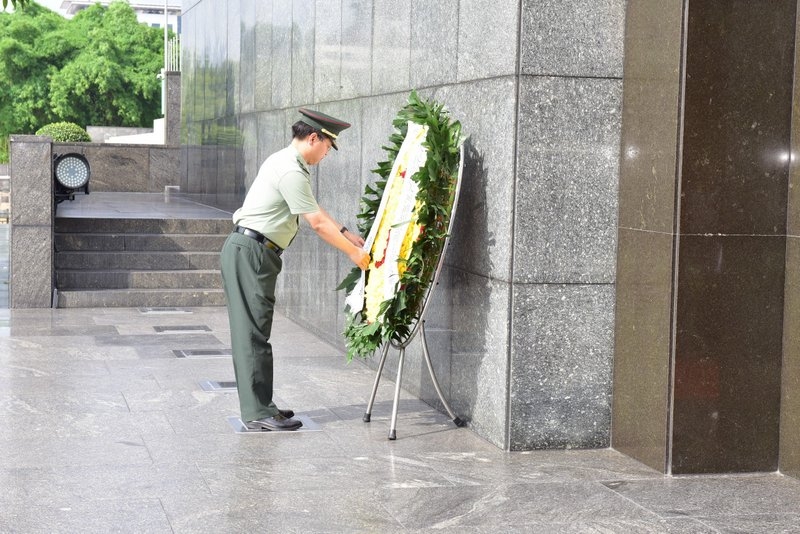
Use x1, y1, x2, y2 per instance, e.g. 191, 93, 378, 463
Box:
278, 409, 294, 419
245, 414, 303, 431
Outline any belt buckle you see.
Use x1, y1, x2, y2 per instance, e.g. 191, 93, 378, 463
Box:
266, 241, 282, 256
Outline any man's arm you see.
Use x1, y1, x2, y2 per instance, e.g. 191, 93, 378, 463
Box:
316, 207, 365, 247
303, 209, 369, 270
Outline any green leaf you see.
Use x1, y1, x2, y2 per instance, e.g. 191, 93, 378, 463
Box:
335, 267, 362, 292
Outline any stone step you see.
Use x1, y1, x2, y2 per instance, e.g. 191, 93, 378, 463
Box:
56, 269, 222, 290
55, 233, 227, 252
54, 217, 232, 235
53, 215, 230, 308
55, 251, 220, 270
56, 288, 227, 308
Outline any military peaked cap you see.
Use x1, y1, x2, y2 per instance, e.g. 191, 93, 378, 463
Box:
298, 108, 351, 150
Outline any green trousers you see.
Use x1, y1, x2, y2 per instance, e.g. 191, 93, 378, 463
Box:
220, 232, 282, 422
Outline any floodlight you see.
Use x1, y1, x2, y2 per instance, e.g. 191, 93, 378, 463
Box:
53, 153, 90, 204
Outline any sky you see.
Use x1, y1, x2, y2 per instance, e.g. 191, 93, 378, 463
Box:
1, 0, 66, 14
38, 0, 64, 11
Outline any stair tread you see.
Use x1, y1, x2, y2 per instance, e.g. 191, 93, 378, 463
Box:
54, 232, 227, 236
57, 250, 219, 254
59, 288, 224, 293
56, 268, 221, 272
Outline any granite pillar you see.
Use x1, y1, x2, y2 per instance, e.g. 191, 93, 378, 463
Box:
614, 0, 795, 474
511, 0, 625, 450
8, 136, 54, 308
164, 71, 182, 146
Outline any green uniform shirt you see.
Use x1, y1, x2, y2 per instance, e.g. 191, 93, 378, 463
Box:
232, 145, 319, 249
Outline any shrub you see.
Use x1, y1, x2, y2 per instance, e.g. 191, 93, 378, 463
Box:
35, 122, 91, 142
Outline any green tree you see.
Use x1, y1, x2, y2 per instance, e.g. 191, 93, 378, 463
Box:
49, 2, 163, 126
0, 0, 165, 161
0, 1, 67, 160
3, 0, 30, 9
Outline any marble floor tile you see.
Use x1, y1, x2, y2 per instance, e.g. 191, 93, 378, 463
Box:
0, 498, 173, 534
0, 434, 153, 468
161, 491, 405, 534
0, 303, 796, 532
379, 482, 662, 530
697, 513, 800, 533
143, 431, 347, 464
0, 463, 210, 502
604, 474, 800, 518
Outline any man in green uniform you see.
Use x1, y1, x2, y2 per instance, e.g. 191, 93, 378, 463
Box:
221, 108, 370, 431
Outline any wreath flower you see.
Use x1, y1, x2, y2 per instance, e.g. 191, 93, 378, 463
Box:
337, 91, 463, 361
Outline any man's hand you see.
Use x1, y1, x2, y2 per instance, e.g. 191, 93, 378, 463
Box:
303, 209, 369, 270
343, 229, 365, 247
350, 248, 370, 270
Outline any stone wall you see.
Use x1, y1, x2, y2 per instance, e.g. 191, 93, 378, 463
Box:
54, 143, 180, 193
7, 137, 184, 309
180, 0, 625, 450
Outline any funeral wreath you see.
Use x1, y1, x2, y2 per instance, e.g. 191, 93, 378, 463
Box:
337, 91, 463, 361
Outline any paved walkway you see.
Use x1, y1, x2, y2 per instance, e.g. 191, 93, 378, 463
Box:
0, 194, 799, 532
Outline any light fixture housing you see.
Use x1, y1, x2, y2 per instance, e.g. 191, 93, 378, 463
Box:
53, 153, 90, 204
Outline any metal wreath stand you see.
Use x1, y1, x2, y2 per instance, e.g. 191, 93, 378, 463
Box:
362, 144, 466, 440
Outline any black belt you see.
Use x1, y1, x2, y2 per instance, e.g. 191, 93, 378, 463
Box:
234, 225, 283, 256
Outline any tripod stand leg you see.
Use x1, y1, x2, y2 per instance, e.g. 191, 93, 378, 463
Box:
363, 343, 391, 423
420, 321, 465, 427
388, 346, 405, 440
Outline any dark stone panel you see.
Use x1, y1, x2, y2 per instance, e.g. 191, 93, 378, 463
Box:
680, 1, 795, 235
611, 228, 674, 472
782, 236, 800, 477
672, 235, 784, 474
616, 0, 683, 233
783, 8, 800, 480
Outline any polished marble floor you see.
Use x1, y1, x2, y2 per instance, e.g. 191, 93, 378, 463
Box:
0, 304, 799, 533
1, 196, 799, 532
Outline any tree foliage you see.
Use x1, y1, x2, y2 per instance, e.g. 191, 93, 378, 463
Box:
0, 0, 165, 161
2, 0, 30, 9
